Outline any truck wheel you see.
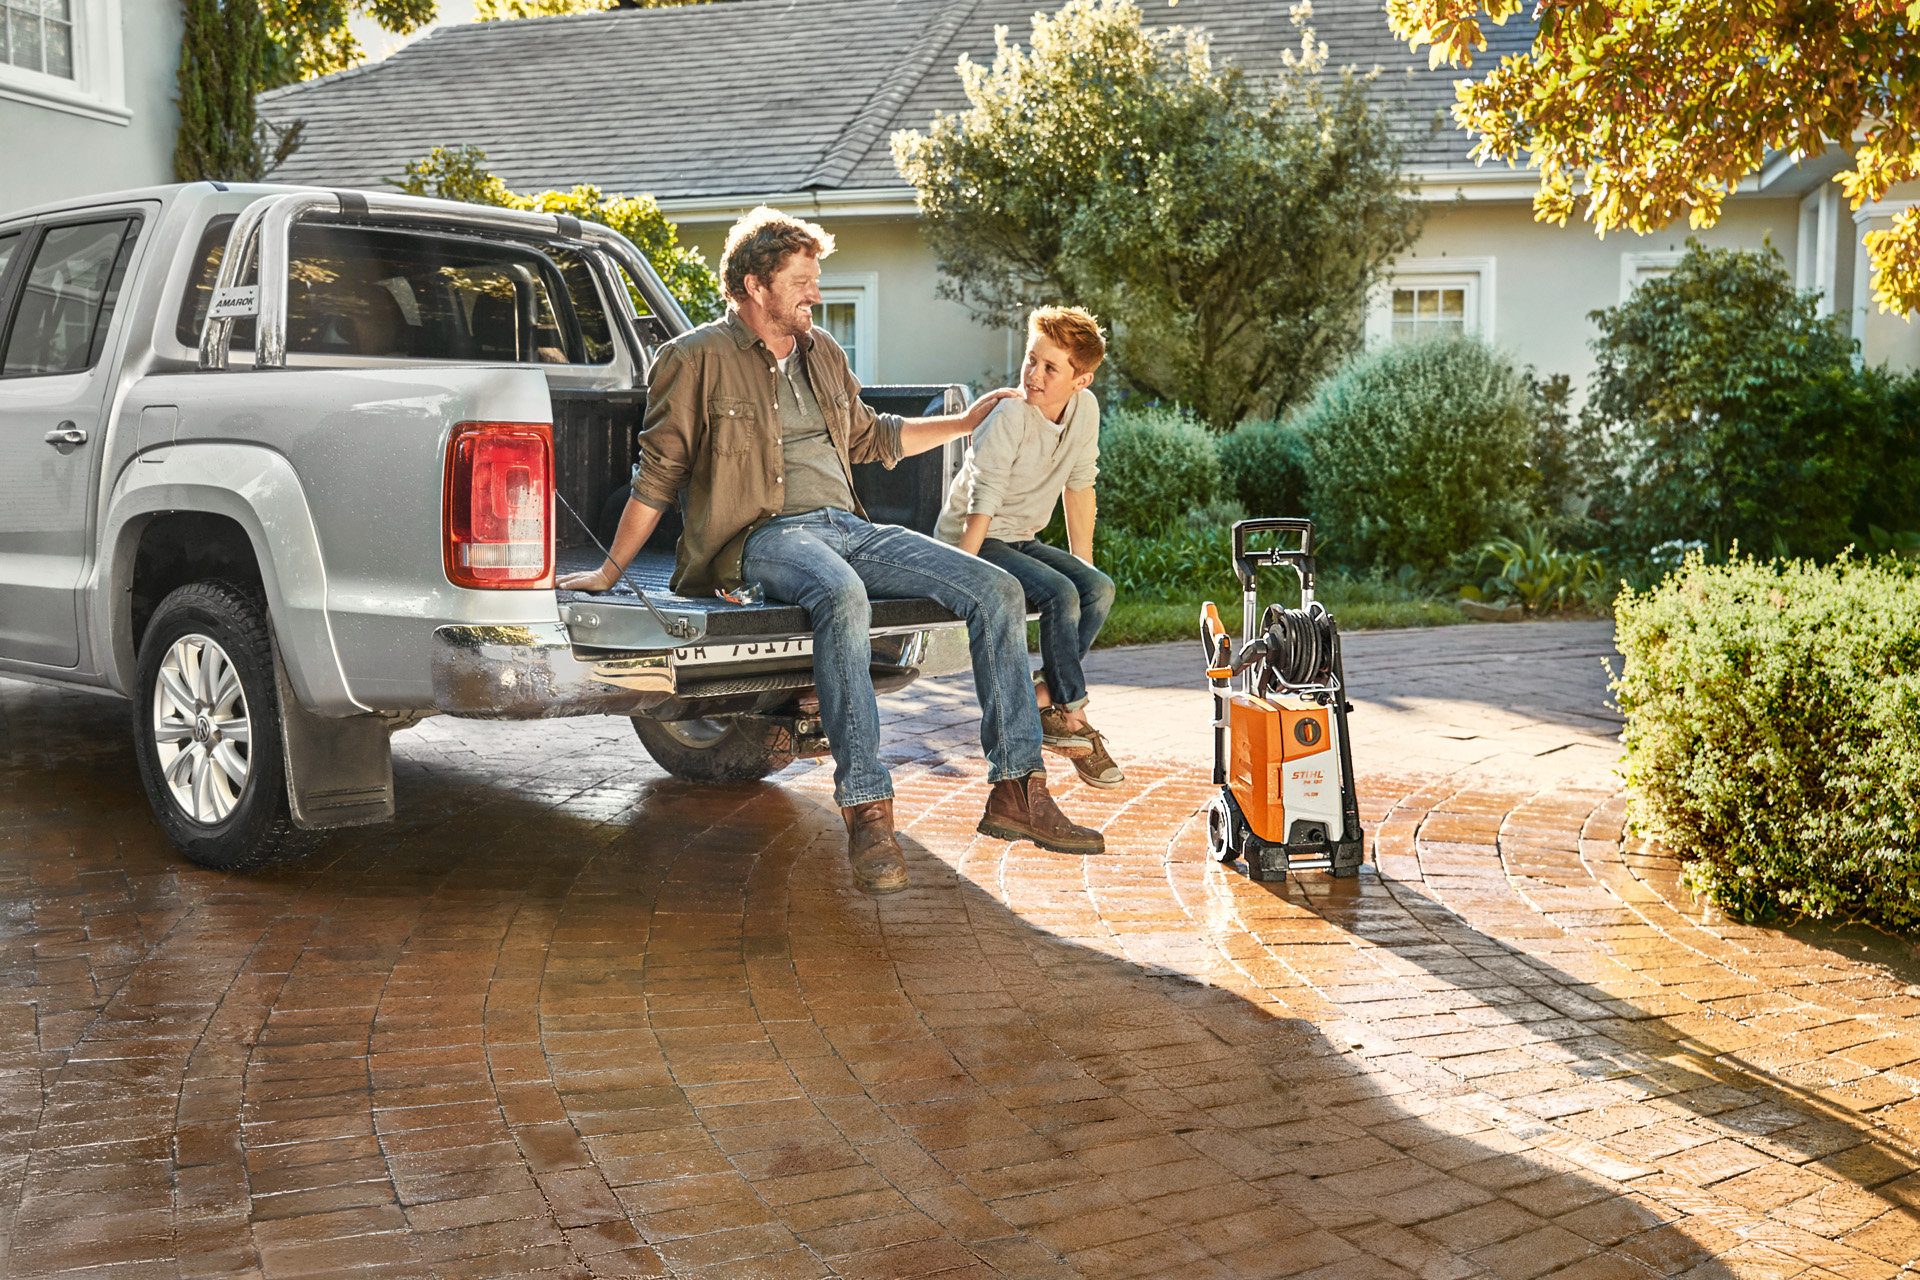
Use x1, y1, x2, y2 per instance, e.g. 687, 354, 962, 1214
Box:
632, 715, 797, 783
131, 582, 313, 871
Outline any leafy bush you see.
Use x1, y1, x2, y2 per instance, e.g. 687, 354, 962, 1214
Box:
1583, 241, 1897, 559
1094, 405, 1221, 535
1219, 419, 1314, 521
1457, 526, 1610, 613
1294, 335, 1534, 572
1613, 553, 1920, 925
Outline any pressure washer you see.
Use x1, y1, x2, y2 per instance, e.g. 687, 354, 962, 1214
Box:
1200, 518, 1364, 882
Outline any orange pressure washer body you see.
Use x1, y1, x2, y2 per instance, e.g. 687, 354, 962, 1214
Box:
1201, 518, 1364, 882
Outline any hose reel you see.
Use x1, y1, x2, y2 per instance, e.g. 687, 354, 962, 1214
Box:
1232, 601, 1338, 696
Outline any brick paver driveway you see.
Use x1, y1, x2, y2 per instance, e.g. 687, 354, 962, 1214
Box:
3, 621, 1918, 1278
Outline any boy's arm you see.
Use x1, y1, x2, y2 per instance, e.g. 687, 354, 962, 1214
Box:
1062, 486, 1097, 565
957, 513, 993, 556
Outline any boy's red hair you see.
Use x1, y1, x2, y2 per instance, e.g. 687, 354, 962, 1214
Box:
1029, 306, 1106, 376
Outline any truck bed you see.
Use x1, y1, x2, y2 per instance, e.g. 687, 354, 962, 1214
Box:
554, 546, 965, 642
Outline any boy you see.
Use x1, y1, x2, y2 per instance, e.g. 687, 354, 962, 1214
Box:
935, 306, 1123, 788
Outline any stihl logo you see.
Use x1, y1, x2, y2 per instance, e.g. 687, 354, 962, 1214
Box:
1293, 718, 1322, 747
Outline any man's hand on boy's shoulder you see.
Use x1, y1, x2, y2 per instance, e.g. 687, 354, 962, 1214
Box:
965, 387, 1022, 429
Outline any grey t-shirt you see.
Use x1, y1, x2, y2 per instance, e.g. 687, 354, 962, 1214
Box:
775, 348, 857, 517
935, 391, 1100, 543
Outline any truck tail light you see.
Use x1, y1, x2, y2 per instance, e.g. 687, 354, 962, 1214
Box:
444, 421, 553, 589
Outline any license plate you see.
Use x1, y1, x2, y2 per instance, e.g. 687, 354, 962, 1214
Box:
671, 637, 813, 666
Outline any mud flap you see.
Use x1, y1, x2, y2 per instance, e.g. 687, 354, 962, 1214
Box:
275, 643, 394, 830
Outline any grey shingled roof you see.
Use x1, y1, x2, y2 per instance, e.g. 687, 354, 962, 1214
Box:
259, 0, 1534, 197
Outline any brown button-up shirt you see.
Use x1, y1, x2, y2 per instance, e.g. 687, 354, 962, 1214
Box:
632, 310, 904, 594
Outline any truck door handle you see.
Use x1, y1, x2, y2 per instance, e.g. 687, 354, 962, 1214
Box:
44, 423, 87, 452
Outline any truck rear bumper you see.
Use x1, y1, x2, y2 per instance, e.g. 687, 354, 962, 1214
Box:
430, 623, 676, 719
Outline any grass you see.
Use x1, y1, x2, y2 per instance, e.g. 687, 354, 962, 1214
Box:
1089, 590, 1469, 649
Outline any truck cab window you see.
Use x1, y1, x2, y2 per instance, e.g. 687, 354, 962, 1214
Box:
2, 217, 137, 378
178, 218, 614, 365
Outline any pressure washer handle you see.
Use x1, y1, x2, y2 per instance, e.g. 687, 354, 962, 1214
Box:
1200, 601, 1232, 676
1232, 518, 1316, 591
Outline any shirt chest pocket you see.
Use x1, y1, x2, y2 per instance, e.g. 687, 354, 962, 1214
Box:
708, 397, 759, 456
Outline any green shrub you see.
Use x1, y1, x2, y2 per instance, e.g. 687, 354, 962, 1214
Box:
1613, 553, 1920, 925
1582, 240, 1896, 559
1294, 335, 1533, 572
1095, 405, 1221, 535
1458, 525, 1611, 614
1219, 419, 1314, 521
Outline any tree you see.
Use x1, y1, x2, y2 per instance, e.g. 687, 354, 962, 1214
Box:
1582, 241, 1886, 559
263, 0, 437, 87
391, 144, 723, 323
174, 0, 303, 182
1384, 0, 1920, 317
892, 0, 1421, 427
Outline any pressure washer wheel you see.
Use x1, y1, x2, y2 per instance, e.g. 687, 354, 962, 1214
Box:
1206, 792, 1238, 864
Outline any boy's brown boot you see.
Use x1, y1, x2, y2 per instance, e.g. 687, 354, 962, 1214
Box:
977, 773, 1105, 854
842, 799, 909, 894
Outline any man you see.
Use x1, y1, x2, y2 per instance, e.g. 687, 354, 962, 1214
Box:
937, 306, 1123, 790
559, 207, 1104, 894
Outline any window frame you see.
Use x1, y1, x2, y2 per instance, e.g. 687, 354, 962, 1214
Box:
0, 209, 143, 381
1366, 257, 1496, 347
0, 0, 129, 125
1618, 250, 1687, 303
815, 271, 878, 383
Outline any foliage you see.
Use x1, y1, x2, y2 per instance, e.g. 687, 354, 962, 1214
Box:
1457, 525, 1610, 614
1384, 0, 1920, 315
475, 0, 718, 17
1523, 370, 1601, 537
1613, 553, 1920, 926
893, 0, 1422, 426
175, 0, 303, 182
1090, 405, 1221, 535
391, 144, 721, 323
1294, 334, 1534, 573
1581, 242, 1891, 560
262, 0, 434, 87
1219, 419, 1314, 524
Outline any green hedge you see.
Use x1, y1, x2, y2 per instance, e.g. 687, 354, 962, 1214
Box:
1613, 554, 1920, 924
1219, 418, 1314, 522
1095, 404, 1220, 535
1296, 335, 1535, 572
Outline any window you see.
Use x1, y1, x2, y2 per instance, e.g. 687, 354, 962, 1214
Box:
1619, 250, 1686, 302
1392, 286, 1467, 341
2, 216, 136, 377
0, 230, 20, 279
1365, 259, 1494, 347
175, 219, 613, 364
2, 0, 74, 79
812, 272, 877, 381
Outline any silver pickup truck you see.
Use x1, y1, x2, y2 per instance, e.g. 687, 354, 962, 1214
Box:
0, 182, 973, 869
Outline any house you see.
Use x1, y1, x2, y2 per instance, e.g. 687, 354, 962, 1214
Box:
256, 0, 1920, 394
0, 0, 183, 216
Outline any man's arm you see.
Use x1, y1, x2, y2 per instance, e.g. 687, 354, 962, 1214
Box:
897, 388, 1020, 457
1062, 486, 1097, 565
556, 498, 666, 592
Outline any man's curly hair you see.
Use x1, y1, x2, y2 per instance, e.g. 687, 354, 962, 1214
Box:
720, 206, 835, 304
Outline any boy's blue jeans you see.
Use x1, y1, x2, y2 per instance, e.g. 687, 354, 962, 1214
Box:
742, 509, 1045, 808
977, 538, 1116, 712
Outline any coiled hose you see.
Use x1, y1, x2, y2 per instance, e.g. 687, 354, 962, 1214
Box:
1232, 602, 1337, 694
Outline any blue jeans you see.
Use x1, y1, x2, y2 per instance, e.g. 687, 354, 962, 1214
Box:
742, 509, 1045, 807
978, 538, 1115, 711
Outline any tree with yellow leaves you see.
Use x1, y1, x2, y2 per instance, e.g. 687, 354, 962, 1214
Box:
1384, 0, 1920, 315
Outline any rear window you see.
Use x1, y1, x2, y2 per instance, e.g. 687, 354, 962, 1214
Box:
177, 218, 614, 365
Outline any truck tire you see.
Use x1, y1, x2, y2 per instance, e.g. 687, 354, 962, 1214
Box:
632, 715, 797, 783
131, 581, 314, 871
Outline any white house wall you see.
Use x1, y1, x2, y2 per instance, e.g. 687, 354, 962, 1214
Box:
0, 0, 181, 217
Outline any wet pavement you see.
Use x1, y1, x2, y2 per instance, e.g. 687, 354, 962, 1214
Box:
3, 621, 1919, 1278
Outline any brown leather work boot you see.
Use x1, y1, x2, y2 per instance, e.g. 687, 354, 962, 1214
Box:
977, 773, 1105, 854
842, 799, 910, 894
